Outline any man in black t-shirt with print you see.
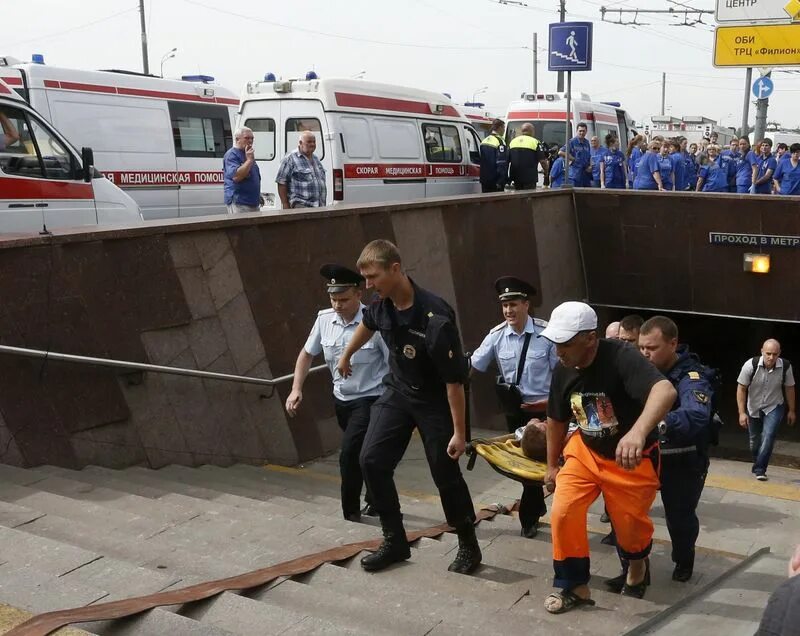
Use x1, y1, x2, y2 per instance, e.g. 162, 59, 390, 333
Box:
539, 301, 677, 615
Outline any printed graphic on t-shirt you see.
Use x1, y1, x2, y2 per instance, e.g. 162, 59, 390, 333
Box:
570, 392, 619, 432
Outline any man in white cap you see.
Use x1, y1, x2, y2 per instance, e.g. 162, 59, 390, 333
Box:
539, 301, 676, 614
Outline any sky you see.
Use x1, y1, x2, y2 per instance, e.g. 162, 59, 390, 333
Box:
4, 0, 799, 131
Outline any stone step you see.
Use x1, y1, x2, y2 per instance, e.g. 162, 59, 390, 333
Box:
642, 552, 785, 635
180, 590, 373, 636
0, 561, 108, 614
0, 602, 98, 636
80, 607, 238, 636
247, 578, 440, 636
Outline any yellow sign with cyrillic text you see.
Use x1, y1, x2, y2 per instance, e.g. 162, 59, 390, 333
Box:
714, 24, 800, 67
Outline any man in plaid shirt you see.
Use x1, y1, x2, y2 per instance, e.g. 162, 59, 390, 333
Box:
276, 131, 328, 209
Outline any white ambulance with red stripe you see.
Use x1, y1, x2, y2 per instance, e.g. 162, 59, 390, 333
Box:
238, 77, 481, 209
1, 56, 238, 220
505, 92, 635, 151
0, 77, 141, 234
456, 103, 497, 140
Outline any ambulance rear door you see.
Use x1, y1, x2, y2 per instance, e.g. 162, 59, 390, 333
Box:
283, 99, 330, 208
341, 114, 425, 204
241, 98, 281, 210
170, 101, 233, 217
591, 107, 621, 144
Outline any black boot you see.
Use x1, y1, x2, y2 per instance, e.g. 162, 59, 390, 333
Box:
360, 517, 411, 572
448, 521, 482, 575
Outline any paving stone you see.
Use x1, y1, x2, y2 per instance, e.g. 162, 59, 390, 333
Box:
0, 525, 102, 577
0, 562, 108, 614
84, 607, 238, 636
174, 266, 217, 320
217, 293, 265, 374
58, 555, 182, 601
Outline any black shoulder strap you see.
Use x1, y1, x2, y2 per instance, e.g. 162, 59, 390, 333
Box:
783, 358, 791, 384
751, 356, 759, 377
514, 332, 532, 386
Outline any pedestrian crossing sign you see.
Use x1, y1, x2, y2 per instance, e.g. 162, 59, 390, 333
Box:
548, 22, 594, 72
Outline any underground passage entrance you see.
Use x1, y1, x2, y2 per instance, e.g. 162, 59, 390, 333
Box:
596, 307, 800, 467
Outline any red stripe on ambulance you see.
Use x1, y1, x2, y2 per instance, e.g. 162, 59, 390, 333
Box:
3, 178, 93, 200
334, 93, 461, 118
104, 171, 224, 187
343, 164, 473, 179
40, 80, 238, 105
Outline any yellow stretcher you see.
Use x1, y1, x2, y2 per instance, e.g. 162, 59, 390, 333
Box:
466, 436, 547, 484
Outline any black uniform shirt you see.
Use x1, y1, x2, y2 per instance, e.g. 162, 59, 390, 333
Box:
548, 339, 665, 458
362, 279, 467, 401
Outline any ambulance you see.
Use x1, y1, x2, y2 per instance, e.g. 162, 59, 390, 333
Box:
237, 76, 482, 209
505, 92, 635, 150
0, 77, 141, 234
457, 102, 497, 139
0, 55, 238, 220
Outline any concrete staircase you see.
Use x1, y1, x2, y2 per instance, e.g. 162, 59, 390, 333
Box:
0, 461, 755, 635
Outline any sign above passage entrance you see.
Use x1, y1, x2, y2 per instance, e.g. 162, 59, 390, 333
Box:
709, 232, 800, 247
713, 24, 800, 67
715, 0, 800, 24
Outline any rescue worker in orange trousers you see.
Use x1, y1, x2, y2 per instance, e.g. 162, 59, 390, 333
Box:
540, 301, 677, 614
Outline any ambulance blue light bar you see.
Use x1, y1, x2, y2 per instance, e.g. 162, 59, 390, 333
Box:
264, 72, 276, 82
181, 74, 215, 83
32, 54, 45, 64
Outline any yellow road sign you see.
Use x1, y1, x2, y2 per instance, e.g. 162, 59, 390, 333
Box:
714, 24, 800, 67
787, 0, 800, 21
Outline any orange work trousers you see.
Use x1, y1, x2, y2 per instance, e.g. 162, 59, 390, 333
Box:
551, 433, 659, 590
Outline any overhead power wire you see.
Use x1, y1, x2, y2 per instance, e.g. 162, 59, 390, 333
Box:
7, 6, 139, 46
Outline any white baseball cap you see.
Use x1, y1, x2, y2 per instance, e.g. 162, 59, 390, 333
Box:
539, 301, 598, 343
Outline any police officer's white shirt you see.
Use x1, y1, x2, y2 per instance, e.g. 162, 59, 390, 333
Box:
470, 316, 559, 402
304, 305, 389, 402
737, 356, 795, 417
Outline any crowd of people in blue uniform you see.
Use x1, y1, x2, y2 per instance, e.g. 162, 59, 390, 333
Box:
551, 126, 800, 195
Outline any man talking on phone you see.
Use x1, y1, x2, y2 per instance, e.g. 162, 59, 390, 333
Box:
223, 126, 262, 213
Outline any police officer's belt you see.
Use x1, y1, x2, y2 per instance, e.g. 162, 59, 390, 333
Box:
580, 425, 619, 439
660, 445, 697, 455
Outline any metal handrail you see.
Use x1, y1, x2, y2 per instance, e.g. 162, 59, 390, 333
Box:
0, 344, 326, 387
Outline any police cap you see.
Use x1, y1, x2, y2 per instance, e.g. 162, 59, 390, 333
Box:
494, 276, 536, 301
320, 263, 364, 294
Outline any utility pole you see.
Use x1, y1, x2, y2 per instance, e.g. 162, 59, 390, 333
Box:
661, 72, 666, 116
741, 67, 752, 138
532, 32, 538, 93
556, 0, 566, 92
139, 0, 150, 75
753, 72, 771, 145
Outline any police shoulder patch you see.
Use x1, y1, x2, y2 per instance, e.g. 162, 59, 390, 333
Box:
490, 321, 506, 334
687, 371, 701, 380
318, 307, 336, 316
533, 317, 549, 328
692, 390, 709, 404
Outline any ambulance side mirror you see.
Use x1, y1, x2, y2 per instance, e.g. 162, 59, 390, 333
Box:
81, 146, 94, 182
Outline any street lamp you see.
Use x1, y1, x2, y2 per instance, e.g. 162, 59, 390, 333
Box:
352, 70, 366, 79
160, 47, 177, 77
472, 86, 488, 103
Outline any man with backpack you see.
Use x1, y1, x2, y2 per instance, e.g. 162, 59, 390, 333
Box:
637, 316, 716, 584
737, 339, 796, 482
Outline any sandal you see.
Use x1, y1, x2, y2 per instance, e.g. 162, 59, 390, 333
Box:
544, 589, 596, 614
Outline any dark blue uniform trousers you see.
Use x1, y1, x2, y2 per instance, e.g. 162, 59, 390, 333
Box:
334, 395, 378, 517
359, 388, 476, 527
660, 451, 709, 568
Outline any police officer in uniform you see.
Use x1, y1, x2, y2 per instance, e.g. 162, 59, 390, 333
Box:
337, 239, 481, 575
287, 264, 390, 522
638, 316, 714, 583
479, 119, 509, 193
471, 276, 558, 537
508, 124, 550, 190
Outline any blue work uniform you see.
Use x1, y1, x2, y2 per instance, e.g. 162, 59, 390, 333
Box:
479, 133, 509, 192
628, 147, 643, 188
734, 150, 758, 193
563, 136, 591, 187
754, 154, 778, 194
774, 156, 800, 195
698, 159, 729, 192
223, 147, 261, 206
633, 151, 660, 190
471, 315, 558, 533
670, 152, 687, 191
304, 305, 390, 518
657, 154, 675, 191
659, 345, 714, 576
721, 149, 738, 192
602, 149, 627, 189
590, 146, 607, 188
549, 157, 565, 188
684, 152, 698, 190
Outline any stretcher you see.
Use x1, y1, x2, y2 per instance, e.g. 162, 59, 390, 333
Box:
466, 435, 547, 483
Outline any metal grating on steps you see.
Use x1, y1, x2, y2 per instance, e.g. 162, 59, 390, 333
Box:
5, 506, 505, 636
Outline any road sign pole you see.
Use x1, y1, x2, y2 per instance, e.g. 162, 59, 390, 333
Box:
741, 67, 752, 138
564, 70, 572, 187
557, 0, 566, 92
